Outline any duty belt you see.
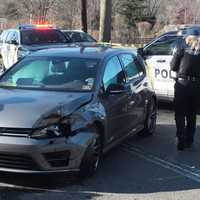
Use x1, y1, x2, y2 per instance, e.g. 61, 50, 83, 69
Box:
177, 76, 200, 81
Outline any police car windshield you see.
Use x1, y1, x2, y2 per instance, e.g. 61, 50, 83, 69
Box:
0, 57, 99, 92
21, 29, 68, 45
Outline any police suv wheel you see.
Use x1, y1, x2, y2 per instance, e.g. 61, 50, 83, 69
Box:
138, 98, 157, 137
79, 131, 102, 178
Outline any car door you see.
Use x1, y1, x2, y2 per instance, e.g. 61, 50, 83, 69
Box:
119, 53, 146, 130
143, 35, 179, 100
100, 56, 131, 143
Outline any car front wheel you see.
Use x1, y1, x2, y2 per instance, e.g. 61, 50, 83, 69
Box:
138, 98, 157, 137
79, 130, 102, 178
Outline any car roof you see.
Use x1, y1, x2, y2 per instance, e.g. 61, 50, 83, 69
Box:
5, 24, 59, 31
62, 30, 85, 33
29, 45, 137, 60
144, 34, 182, 48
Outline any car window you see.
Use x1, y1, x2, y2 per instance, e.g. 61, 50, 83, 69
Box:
135, 58, 145, 77
5, 31, 15, 44
103, 56, 126, 91
80, 32, 96, 42
120, 54, 141, 81
0, 31, 8, 43
70, 32, 83, 42
21, 29, 68, 45
11, 31, 19, 43
145, 36, 178, 55
0, 57, 99, 91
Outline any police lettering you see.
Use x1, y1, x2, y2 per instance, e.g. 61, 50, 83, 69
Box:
155, 68, 174, 79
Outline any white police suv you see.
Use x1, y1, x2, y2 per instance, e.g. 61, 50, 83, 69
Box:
0, 24, 69, 70
138, 34, 182, 101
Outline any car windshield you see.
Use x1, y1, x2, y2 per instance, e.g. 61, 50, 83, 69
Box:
0, 57, 99, 91
64, 32, 96, 42
21, 29, 68, 45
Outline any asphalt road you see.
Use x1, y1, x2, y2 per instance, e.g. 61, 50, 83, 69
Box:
1, 103, 200, 200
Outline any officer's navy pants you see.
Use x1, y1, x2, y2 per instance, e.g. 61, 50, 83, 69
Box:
174, 80, 200, 143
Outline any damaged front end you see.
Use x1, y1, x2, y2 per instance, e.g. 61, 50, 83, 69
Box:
0, 104, 100, 173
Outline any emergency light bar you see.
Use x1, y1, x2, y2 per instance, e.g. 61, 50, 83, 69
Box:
35, 24, 53, 29
17, 23, 54, 30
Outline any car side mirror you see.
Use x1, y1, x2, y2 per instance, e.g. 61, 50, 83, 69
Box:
137, 48, 144, 57
10, 39, 19, 45
106, 83, 126, 95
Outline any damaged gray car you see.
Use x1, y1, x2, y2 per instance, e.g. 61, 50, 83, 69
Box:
0, 46, 157, 177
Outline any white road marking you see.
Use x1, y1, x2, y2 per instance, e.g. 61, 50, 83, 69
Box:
0, 182, 66, 192
121, 142, 200, 184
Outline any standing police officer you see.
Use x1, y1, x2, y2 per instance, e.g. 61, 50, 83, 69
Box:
171, 30, 200, 151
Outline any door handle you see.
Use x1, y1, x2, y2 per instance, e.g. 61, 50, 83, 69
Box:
157, 60, 166, 63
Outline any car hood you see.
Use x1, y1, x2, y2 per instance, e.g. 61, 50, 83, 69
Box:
0, 88, 92, 128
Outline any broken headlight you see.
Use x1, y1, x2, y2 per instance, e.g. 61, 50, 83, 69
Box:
31, 125, 62, 139
31, 118, 71, 139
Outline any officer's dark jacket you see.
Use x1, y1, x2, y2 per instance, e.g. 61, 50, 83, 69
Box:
170, 38, 200, 78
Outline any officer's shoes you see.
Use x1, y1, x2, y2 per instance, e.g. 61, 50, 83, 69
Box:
177, 141, 185, 151
185, 141, 193, 148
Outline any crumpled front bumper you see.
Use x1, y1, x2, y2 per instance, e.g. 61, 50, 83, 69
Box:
0, 132, 97, 174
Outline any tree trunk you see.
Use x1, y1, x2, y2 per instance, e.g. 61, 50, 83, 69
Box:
81, 0, 87, 32
99, 0, 112, 42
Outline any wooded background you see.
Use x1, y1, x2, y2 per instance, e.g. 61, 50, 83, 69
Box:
0, 0, 200, 43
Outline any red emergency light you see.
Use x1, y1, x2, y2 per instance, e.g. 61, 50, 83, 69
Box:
35, 24, 53, 29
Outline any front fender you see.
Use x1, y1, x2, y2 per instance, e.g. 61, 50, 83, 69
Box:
70, 101, 106, 133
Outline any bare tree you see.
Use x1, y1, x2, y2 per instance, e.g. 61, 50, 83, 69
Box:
81, 0, 87, 32
99, 0, 112, 42
20, 0, 57, 23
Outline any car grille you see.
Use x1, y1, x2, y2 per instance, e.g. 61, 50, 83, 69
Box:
0, 128, 33, 137
0, 153, 40, 170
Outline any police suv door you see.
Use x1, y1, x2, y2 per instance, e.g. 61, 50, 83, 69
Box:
143, 35, 179, 100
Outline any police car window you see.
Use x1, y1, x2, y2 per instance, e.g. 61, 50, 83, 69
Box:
5, 31, 15, 43
145, 36, 178, 55
103, 56, 125, 91
120, 54, 140, 81
71, 33, 82, 42
21, 29, 67, 45
11, 32, 19, 43
80, 33, 96, 42
0, 31, 7, 43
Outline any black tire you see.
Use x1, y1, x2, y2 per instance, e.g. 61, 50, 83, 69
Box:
137, 98, 157, 137
79, 129, 102, 178
0, 58, 5, 73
